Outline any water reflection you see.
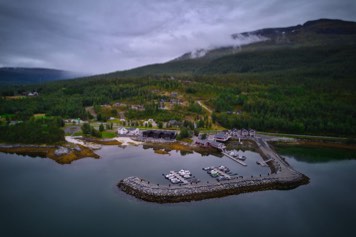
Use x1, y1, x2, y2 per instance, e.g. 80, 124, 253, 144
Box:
276, 145, 356, 163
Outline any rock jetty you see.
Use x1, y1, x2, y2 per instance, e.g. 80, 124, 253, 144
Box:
118, 137, 310, 203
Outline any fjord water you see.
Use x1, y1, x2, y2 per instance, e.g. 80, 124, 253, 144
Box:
0, 146, 355, 237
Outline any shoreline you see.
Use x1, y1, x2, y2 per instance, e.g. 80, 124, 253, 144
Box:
0, 143, 99, 164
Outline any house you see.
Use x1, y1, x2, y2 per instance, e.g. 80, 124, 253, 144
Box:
127, 128, 140, 136
117, 127, 128, 135
241, 129, 249, 137
143, 119, 157, 127
249, 129, 256, 137
214, 132, 231, 142
170, 98, 181, 105
167, 119, 182, 128
142, 130, 176, 140
131, 105, 145, 111
28, 92, 39, 96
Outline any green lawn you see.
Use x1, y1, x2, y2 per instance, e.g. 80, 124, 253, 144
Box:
101, 131, 117, 138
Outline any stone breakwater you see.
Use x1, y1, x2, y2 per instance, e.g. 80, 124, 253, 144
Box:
118, 172, 309, 203
118, 137, 310, 203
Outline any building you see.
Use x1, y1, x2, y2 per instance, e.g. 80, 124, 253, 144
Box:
195, 139, 209, 147
241, 129, 249, 137
214, 132, 231, 142
127, 128, 140, 136
117, 127, 128, 135
143, 119, 157, 127
207, 140, 226, 150
142, 130, 176, 140
249, 129, 256, 137
167, 120, 182, 128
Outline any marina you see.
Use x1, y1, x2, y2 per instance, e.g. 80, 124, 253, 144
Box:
203, 165, 239, 181
163, 170, 200, 185
119, 137, 309, 203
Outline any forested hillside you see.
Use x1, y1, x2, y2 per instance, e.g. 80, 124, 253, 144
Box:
1, 19, 355, 137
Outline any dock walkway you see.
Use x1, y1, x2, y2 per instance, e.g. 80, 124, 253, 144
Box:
222, 152, 247, 166
171, 171, 189, 185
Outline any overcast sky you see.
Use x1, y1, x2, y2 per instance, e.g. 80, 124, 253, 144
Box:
0, 0, 355, 74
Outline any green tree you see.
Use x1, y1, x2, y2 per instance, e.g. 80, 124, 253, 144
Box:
99, 123, 105, 132
81, 123, 91, 135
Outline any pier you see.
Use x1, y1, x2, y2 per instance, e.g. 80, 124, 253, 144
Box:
222, 151, 247, 166
170, 171, 189, 185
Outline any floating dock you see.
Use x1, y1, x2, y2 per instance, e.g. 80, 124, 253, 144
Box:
222, 152, 247, 166
170, 171, 189, 185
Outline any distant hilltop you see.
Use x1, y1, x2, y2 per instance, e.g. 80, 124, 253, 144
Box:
0, 67, 88, 85
174, 18, 356, 61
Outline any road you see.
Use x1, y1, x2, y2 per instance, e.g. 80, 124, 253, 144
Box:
258, 131, 347, 141
197, 100, 212, 114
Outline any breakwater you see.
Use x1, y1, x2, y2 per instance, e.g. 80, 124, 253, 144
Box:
118, 171, 309, 203
118, 137, 310, 203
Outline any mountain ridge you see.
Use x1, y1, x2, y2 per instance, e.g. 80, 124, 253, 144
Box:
0, 67, 88, 85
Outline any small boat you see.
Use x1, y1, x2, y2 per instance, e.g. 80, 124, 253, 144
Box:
165, 174, 175, 179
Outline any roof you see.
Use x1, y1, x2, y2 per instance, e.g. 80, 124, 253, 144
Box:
214, 132, 228, 139
208, 140, 225, 148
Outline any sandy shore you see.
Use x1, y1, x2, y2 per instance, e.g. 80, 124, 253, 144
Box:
113, 137, 142, 146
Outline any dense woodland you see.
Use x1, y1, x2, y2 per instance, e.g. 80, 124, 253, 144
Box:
0, 117, 64, 144
1, 44, 356, 138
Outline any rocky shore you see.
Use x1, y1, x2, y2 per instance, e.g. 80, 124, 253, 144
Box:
0, 144, 99, 164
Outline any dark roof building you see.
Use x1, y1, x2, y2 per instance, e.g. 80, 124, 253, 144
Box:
142, 130, 176, 140
214, 132, 231, 142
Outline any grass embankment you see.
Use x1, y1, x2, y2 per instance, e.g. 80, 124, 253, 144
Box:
0, 144, 100, 164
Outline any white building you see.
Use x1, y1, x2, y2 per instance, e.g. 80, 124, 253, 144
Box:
143, 118, 157, 127
117, 127, 128, 135
127, 128, 140, 136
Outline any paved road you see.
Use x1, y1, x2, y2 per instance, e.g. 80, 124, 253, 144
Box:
258, 131, 347, 140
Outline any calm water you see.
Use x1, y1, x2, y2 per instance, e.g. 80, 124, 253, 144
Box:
0, 145, 355, 237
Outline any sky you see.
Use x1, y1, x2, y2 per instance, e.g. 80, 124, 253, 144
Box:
0, 0, 355, 74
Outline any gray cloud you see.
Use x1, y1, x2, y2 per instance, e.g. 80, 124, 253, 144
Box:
0, 0, 355, 73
